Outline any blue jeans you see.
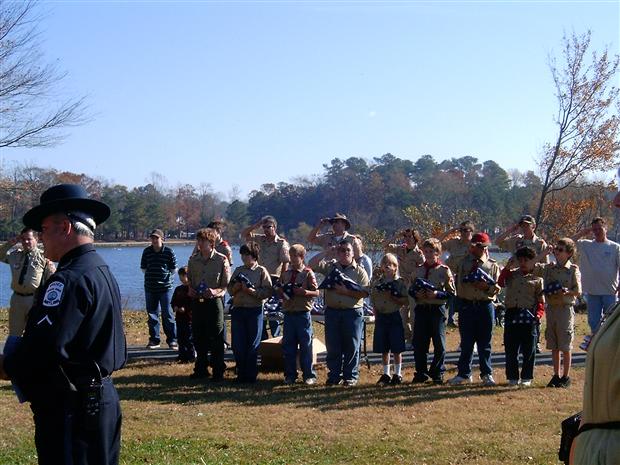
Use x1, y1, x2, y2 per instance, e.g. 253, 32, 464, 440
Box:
324, 307, 363, 383
456, 300, 494, 378
231, 307, 263, 382
584, 294, 617, 333
145, 289, 176, 345
282, 312, 316, 381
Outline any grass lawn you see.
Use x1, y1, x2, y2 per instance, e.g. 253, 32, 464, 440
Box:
0, 309, 586, 465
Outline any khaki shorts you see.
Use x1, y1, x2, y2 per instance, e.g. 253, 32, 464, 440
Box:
545, 306, 574, 351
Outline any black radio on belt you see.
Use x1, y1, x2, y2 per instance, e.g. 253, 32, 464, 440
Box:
83, 376, 103, 430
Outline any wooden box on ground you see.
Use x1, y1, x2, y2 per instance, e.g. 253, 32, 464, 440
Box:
258, 336, 326, 372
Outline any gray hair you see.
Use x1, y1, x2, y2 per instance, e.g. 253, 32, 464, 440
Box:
67, 211, 96, 239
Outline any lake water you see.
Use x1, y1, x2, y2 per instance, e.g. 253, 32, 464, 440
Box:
0, 245, 511, 310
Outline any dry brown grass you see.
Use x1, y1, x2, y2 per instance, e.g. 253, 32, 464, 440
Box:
0, 308, 587, 464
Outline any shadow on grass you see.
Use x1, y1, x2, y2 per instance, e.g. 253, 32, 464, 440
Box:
113, 364, 510, 412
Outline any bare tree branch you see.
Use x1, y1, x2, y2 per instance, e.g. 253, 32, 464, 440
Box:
0, 0, 88, 148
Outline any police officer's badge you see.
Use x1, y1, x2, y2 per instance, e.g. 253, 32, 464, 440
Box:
43, 281, 64, 307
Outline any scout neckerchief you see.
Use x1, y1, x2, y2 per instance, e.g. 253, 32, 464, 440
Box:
423, 260, 442, 279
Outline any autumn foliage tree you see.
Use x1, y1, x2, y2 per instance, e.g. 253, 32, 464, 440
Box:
535, 31, 620, 224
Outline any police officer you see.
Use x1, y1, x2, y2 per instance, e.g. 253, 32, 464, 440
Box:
0, 184, 127, 465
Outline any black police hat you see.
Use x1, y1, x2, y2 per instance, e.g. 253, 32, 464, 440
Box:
23, 184, 111, 231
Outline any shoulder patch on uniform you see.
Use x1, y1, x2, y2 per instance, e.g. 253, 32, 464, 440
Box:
43, 281, 64, 307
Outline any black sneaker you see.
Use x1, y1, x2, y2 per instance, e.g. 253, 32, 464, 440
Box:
326, 378, 341, 386
343, 379, 358, 387
377, 374, 392, 385
558, 376, 571, 388
390, 374, 403, 385
547, 374, 561, 388
412, 373, 431, 384
189, 372, 209, 379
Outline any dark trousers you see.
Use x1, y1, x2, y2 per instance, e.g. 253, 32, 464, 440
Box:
31, 378, 121, 465
504, 322, 537, 381
413, 304, 447, 379
176, 317, 195, 362
192, 298, 225, 377
231, 306, 264, 382
456, 300, 494, 378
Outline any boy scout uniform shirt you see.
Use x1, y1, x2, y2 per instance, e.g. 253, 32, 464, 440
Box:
443, 238, 470, 274
3, 244, 127, 402
315, 231, 356, 250
280, 267, 318, 312
247, 232, 290, 277
384, 244, 424, 282
533, 261, 581, 309
410, 263, 456, 305
187, 250, 231, 293
314, 259, 370, 309
497, 234, 549, 263
0, 242, 53, 295
503, 269, 544, 309
370, 277, 408, 314
456, 254, 501, 301
227, 263, 273, 307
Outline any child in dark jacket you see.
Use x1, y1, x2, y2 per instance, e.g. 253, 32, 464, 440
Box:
171, 266, 195, 363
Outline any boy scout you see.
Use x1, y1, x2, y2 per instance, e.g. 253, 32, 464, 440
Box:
0, 228, 55, 336
410, 239, 455, 384
278, 244, 319, 385
242, 215, 290, 338
498, 247, 545, 386
448, 232, 501, 387
384, 228, 425, 344
187, 228, 231, 381
536, 238, 581, 388
309, 240, 370, 386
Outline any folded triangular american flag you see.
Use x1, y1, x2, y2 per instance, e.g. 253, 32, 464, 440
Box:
273, 281, 302, 300
375, 280, 404, 298
462, 268, 496, 285
318, 267, 366, 293
408, 278, 437, 298
543, 281, 565, 295
232, 272, 255, 289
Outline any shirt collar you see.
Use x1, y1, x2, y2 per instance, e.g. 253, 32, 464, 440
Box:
59, 243, 95, 267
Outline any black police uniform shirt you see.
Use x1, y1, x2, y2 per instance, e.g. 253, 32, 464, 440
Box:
4, 244, 127, 402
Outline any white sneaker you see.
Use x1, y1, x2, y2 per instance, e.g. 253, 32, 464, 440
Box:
304, 377, 317, 385
520, 379, 532, 387
473, 343, 478, 354
481, 374, 496, 386
507, 379, 519, 386
448, 375, 473, 385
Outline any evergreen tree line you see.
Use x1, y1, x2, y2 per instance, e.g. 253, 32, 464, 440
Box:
0, 154, 616, 244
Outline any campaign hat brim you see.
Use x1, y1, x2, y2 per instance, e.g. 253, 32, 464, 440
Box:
329, 215, 351, 230
23, 198, 110, 231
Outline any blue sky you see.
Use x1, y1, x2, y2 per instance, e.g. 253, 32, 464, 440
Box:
2, 1, 619, 198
